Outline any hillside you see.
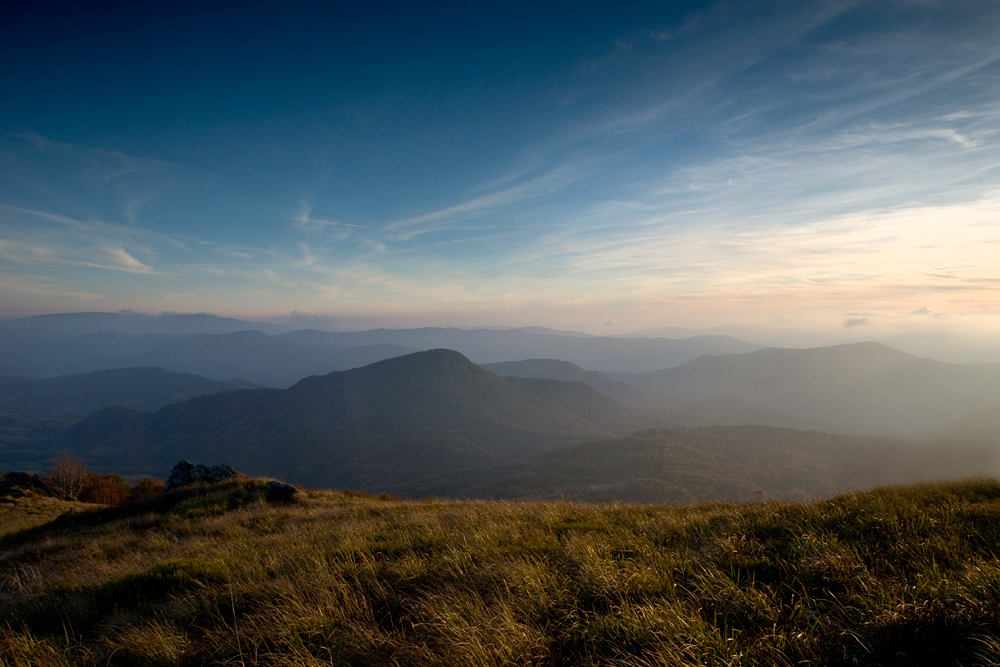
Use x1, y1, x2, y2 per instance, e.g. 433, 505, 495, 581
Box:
620, 342, 1000, 436
938, 405, 1000, 433
931, 405, 1000, 448
483, 358, 831, 430
60, 350, 613, 488
456, 426, 995, 504
279, 327, 762, 372
3, 479, 1000, 665
482, 358, 655, 403
0, 367, 255, 416
502, 377, 661, 435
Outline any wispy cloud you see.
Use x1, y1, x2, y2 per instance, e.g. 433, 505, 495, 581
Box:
382, 165, 586, 240
294, 205, 362, 233
6, 132, 188, 225
0, 203, 161, 273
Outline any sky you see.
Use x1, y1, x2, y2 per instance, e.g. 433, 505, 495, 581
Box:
1, 0, 999, 355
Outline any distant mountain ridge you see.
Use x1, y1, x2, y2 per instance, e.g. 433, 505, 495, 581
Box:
1, 315, 764, 385
39, 347, 996, 502
278, 327, 762, 372
484, 358, 834, 431
60, 349, 623, 488
618, 342, 1000, 437
1, 330, 415, 387
0, 367, 255, 416
2, 311, 291, 336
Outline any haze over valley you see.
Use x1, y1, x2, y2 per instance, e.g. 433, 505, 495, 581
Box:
1, 311, 998, 504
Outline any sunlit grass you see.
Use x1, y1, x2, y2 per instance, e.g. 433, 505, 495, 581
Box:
0, 494, 99, 538
2, 479, 1000, 665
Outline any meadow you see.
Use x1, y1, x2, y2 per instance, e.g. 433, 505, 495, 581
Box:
2, 478, 1000, 666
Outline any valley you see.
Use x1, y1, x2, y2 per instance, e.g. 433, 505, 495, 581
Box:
1, 314, 998, 504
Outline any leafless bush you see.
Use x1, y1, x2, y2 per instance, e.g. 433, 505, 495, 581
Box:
44, 453, 89, 500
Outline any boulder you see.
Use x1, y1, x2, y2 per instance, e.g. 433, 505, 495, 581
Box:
267, 480, 300, 501
165, 461, 240, 489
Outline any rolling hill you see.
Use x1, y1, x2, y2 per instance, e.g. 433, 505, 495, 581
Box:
59, 349, 617, 489
618, 342, 1000, 436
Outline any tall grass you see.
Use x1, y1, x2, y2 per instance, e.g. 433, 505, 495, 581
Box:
2, 479, 1000, 665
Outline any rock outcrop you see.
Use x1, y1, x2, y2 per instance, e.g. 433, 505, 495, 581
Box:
165, 461, 240, 489
0, 471, 59, 498
266, 480, 300, 501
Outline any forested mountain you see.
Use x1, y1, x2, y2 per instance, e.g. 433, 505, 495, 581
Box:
0, 367, 255, 416
617, 342, 1000, 436
279, 327, 762, 372
59, 350, 616, 487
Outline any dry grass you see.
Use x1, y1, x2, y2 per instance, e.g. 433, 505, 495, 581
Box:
0, 494, 99, 538
2, 479, 1000, 665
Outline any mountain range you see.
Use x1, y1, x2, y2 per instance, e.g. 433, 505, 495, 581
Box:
48, 348, 997, 501
0, 367, 258, 416
0, 317, 764, 384
4, 311, 1000, 502
278, 327, 762, 372
484, 358, 833, 431
59, 349, 640, 489
610, 342, 1000, 437
1, 311, 291, 336
0, 329, 415, 387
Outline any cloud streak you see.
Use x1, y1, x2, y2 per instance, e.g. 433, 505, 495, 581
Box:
0, 203, 160, 273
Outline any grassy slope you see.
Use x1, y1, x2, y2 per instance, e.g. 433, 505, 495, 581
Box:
3, 480, 1000, 665
0, 494, 98, 537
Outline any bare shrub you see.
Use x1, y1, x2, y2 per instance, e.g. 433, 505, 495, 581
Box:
44, 454, 89, 500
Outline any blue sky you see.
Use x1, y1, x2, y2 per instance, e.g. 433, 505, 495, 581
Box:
1, 0, 999, 348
